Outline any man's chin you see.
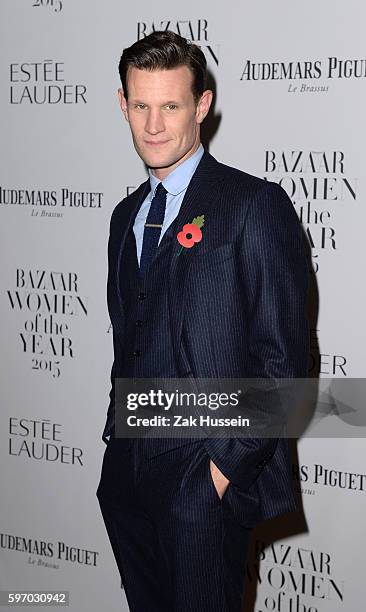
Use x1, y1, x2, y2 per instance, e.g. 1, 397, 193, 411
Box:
138, 153, 177, 172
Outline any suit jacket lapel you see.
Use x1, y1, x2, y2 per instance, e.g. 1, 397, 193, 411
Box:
168, 151, 224, 366
115, 179, 150, 312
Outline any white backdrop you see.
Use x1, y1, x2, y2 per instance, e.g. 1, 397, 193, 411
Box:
1, 1, 365, 610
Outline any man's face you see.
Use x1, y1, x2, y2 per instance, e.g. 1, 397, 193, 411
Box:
118, 65, 212, 179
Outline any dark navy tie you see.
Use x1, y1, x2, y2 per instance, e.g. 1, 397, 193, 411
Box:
139, 182, 167, 274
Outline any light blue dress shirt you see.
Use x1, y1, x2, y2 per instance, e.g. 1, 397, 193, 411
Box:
133, 144, 204, 264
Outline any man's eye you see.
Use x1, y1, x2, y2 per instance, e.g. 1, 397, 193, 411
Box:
166, 104, 178, 110
135, 104, 147, 110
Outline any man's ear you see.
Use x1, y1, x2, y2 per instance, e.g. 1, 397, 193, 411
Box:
196, 89, 213, 124
117, 88, 129, 121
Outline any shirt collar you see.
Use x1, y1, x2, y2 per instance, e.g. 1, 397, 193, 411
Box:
148, 143, 204, 197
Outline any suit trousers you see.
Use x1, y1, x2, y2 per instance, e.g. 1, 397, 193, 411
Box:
96, 438, 252, 612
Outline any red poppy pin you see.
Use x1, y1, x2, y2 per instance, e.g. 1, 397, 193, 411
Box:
177, 215, 205, 256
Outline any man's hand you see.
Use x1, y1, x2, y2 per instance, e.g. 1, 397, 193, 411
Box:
209, 459, 230, 499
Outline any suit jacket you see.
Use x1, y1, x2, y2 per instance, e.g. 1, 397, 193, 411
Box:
103, 150, 309, 522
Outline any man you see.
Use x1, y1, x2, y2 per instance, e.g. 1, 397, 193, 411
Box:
97, 31, 309, 612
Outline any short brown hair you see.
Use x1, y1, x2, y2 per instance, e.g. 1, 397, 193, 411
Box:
119, 31, 207, 103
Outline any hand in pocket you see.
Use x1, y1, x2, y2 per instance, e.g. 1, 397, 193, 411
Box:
209, 459, 230, 499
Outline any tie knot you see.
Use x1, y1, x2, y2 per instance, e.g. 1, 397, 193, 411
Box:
155, 182, 167, 198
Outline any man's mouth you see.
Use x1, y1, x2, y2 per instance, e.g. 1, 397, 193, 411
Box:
144, 140, 170, 146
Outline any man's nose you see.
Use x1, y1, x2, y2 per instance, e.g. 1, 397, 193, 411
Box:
145, 109, 165, 135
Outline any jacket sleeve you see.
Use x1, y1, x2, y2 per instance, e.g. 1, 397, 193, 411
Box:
203, 180, 309, 489
101, 329, 124, 444
101, 205, 125, 444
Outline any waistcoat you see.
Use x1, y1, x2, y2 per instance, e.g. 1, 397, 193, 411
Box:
119, 216, 179, 379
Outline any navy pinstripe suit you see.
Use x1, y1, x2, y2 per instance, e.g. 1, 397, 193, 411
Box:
97, 151, 309, 611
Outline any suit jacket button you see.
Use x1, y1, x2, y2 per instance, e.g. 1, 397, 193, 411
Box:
135, 320, 143, 327
138, 292, 147, 300
133, 349, 141, 357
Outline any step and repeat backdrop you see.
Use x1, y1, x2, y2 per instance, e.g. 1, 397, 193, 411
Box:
1, 1, 365, 611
